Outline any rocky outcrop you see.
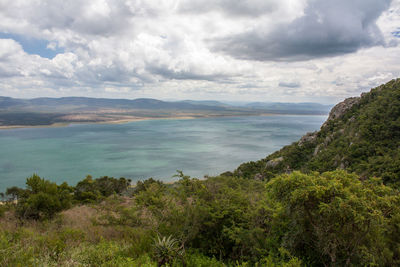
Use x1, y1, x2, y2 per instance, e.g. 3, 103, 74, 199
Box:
313, 144, 321, 156
266, 157, 284, 168
322, 97, 360, 127
298, 131, 318, 146
254, 173, 264, 181
233, 78, 400, 183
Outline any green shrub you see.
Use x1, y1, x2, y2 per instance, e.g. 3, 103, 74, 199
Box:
14, 174, 73, 220
74, 175, 131, 203
184, 251, 226, 267
153, 235, 184, 266
266, 170, 400, 266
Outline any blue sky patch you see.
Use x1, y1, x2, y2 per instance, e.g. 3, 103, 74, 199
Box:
392, 28, 400, 38
0, 32, 64, 59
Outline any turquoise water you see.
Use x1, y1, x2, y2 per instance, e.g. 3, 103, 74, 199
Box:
0, 115, 326, 190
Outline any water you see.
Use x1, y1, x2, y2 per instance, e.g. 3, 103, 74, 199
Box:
0, 115, 326, 190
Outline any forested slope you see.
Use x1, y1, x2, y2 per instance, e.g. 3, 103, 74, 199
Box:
235, 79, 400, 186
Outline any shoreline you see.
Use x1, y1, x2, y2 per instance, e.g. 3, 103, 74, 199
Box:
0, 116, 200, 130
0, 114, 244, 130
0, 113, 327, 130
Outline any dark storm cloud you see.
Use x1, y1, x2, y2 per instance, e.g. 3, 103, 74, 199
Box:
237, 83, 261, 89
147, 65, 229, 82
0, 0, 398, 101
0, 1, 135, 37
178, 0, 278, 17
212, 0, 392, 61
279, 82, 301, 88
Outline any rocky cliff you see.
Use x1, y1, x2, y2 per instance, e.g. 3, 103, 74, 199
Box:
233, 78, 400, 187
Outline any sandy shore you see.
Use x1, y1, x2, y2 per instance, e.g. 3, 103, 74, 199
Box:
0, 115, 202, 130
0, 113, 281, 130
0, 122, 71, 130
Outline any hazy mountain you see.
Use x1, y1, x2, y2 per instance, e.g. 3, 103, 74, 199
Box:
0, 96, 27, 108
0, 96, 332, 126
244, 102, 333, 114
234, 78, 400, 186
179, 100, 228, 107
0, 97, 228, 112
0, 96, 331, 114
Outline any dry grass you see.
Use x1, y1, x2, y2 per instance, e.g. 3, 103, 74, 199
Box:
0, 210, 20, 231
60, 203, 127, 242
61, 205, 97, 230
0, 195, 160, 247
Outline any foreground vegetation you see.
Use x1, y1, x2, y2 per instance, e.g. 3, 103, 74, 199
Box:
1, 170, 399, 266
1, 79, 399, 266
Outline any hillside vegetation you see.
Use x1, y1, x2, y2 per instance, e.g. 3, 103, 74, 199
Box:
2, 170, 399, 266
235, 78, 400, 186
1, 79, 400, 266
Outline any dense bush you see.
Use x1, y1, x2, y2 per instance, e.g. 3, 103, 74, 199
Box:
74, 175, 131, 203
265, 170, 400, 266
12, 174, 73, 220
1, 170, 399, 266
2, 173, 131, 220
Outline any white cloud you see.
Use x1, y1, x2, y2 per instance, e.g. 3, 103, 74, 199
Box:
0, 0, 399, 103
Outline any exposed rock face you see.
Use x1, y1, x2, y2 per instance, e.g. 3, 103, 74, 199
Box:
254, 173, 264, 181
322, 97, 360, 127
298, 131, 317, 146
313, 144, 321, 156
266, 156, 284, 168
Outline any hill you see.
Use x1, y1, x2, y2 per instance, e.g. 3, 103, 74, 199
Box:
0, 96, 331, 114
234, 78, 400, 186
0, 97, 228, 112
1, 79, 400, 266
0, 96, 331, 127
244, 102, 332, 114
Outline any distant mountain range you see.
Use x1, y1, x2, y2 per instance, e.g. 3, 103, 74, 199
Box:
0, 96, 332, 114
243, 102, 332, 113
0, 96, 333, 127
0, 97, 227, 112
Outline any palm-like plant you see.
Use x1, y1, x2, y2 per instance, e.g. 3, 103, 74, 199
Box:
153, 235, 184, 266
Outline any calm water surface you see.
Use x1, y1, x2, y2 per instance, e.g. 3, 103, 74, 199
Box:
0, 115, 326, 190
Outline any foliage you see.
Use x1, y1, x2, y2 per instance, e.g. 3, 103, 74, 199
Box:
12, 174, 73, 220
0, 112, 63, 126
5, 186, 24, 201
0, 205, 6, 218
1, 170, 400, 266
234, 78, 400, 186
74, 175, 131, 203
126, 174, 269, 262
153, 235, 184, 266
265, 170, 400, 266
135, 178, 165, 194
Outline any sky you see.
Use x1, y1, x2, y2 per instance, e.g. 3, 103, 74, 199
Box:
0, 0, 399, 104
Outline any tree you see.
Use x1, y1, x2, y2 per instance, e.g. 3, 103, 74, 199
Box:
5, 186, 23, 201
74, 175, 131, 203
16, 174, 73, 220
266, 170, 400, 266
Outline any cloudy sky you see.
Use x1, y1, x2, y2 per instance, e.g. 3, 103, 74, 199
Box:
0, 0, 399, 103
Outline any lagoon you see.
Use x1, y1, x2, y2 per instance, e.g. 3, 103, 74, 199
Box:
0, 115, 326, 191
